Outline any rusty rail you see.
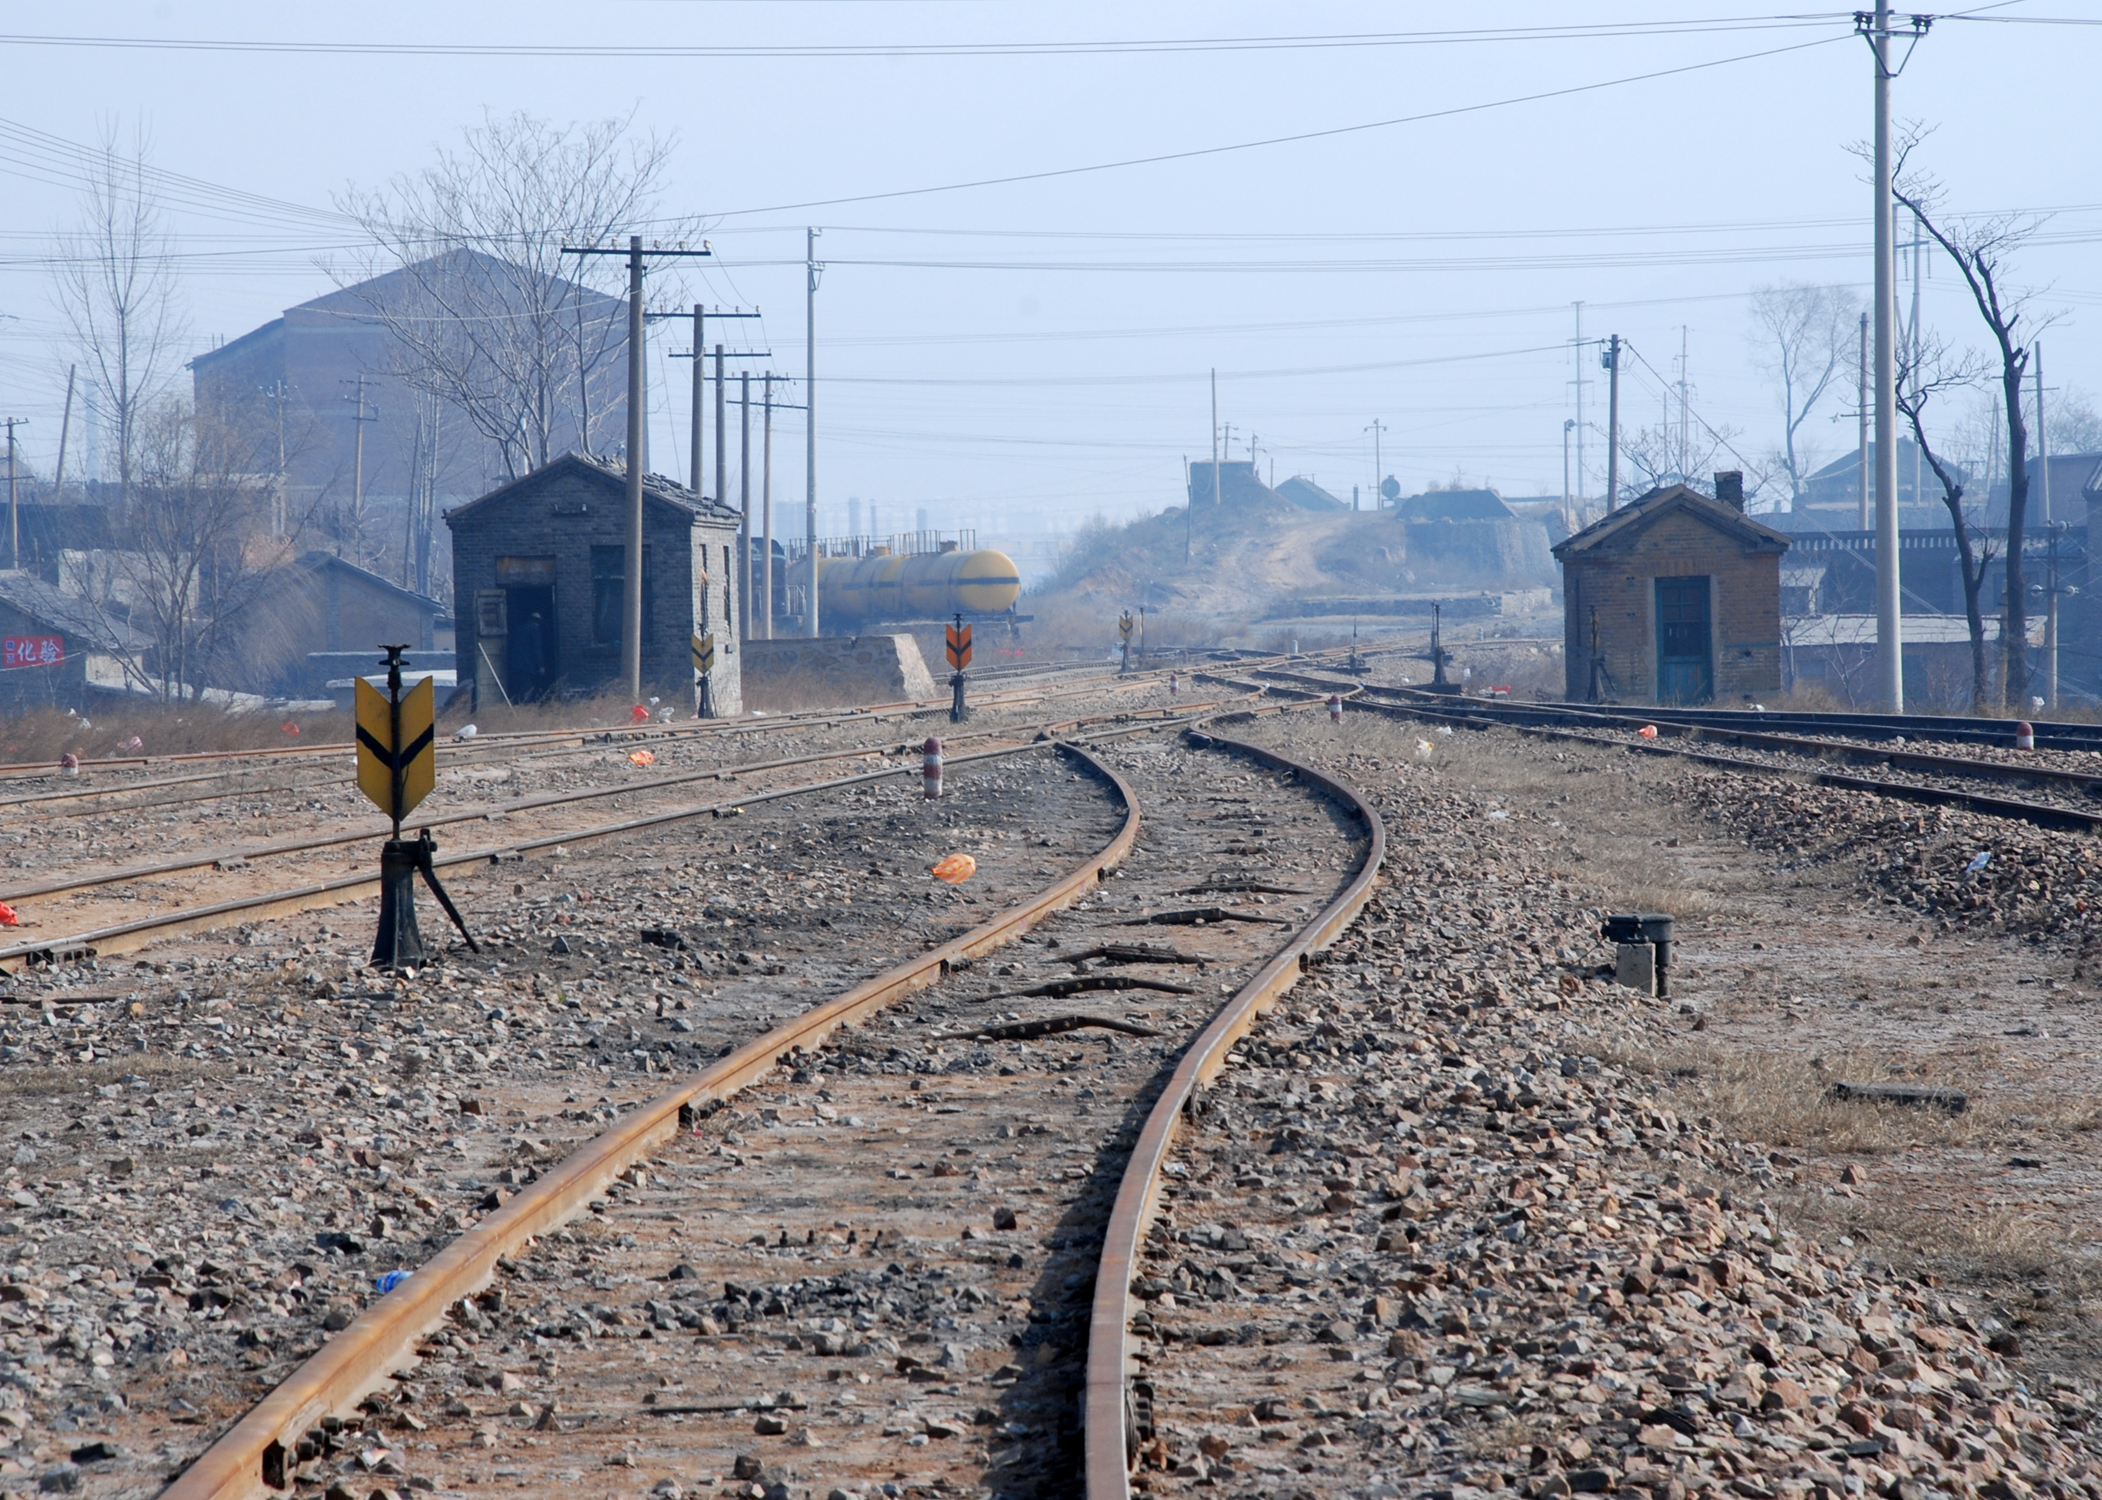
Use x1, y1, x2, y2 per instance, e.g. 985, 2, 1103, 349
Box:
1082, 729, 1387, 1499
157, 742, 1141, 1500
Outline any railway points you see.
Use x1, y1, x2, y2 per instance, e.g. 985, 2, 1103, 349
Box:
9, 657, 2102, 1500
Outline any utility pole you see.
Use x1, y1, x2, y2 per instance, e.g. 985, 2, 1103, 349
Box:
2044, 523, 2063, 709
1562, 419, 1575, 534
1906, 208, 1926, 512
806, 227, 823, 640
1858, 5, 1930, 714
342, 374, 379, 547
562, 236, 712, 701
1207, 367, 1218, 536
1857, 311, 1870, 531
262, 378, 291, 535
53, 367, 74, 507
762, 373, 775, 640
1366, 419, 1387, 511
659, 306, 760, 497
1573, 301, 1586, 506
3, 418, 23, 570
2037, 341, 2050, 525
1603, 335, 1622, 514
739, 371, 752, 643
714, 343, 727, 508
1677, 327, 1690, 480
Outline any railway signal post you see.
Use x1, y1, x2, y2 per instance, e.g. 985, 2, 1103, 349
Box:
356, 645, 479, 971
946, 615, 973, 722
1118, 610, 1134, 674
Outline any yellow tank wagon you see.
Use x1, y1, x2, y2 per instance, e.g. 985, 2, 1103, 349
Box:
817, 545, 1021, 623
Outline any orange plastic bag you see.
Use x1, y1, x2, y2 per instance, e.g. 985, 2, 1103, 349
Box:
931, 853, 977, 884
1637, 725, 1659, 739
630, 704, 651, 723
0, 903, 19, 926
629, 750, 657, 767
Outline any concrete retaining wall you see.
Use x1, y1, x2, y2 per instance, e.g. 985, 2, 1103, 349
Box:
742, 634, 937, 711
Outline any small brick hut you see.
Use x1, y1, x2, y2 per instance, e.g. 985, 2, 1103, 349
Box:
1553, 474, 1790, 705
446, 453, 742, 712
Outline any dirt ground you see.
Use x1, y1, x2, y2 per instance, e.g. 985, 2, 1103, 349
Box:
1321, 713, 2102, 1386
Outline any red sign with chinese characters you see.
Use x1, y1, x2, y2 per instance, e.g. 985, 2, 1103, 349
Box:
3, 636, 63, 668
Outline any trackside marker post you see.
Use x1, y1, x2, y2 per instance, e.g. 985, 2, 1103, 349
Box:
356, 644, 479, 970
923, 736, 943, 801
2016, 721, 2036, 750
692, 631, 717, 717
1329, 693, 1343, 724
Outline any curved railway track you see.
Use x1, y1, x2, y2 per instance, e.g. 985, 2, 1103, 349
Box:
148, 722, 1382, 1500
1260, 672, 2102, 835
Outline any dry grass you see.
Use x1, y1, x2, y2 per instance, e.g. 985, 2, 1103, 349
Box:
1622, 1040, 2102, 1156
0, 702, 353, 764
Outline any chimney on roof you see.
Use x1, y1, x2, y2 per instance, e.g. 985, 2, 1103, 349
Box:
1713, 471, 1744, 511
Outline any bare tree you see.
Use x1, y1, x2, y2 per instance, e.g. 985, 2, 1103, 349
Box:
1748, 283, 1861, 508
1617, 420, 1764, 503
52, 125, 187, 508
333, 110, 690, 485
2045, 387, 2102, 456
116, 399, 272, 700
1896, 332, 1995, 708
1893, 169, 2053, 708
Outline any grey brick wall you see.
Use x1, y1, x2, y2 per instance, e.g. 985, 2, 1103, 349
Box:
446, 457, 741, 713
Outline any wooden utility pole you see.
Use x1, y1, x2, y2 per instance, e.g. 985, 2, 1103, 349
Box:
53, 367, 74, 505
762, 373, 774, 640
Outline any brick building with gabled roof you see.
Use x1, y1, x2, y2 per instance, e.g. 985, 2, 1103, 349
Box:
445, 453, 742, 713
1553, 474, 1791, 705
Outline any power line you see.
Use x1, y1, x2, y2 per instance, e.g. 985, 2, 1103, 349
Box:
0, 16, 1855, 60
699, 33, 1855, 218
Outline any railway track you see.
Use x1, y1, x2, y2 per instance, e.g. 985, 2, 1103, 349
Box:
1258, 671, 2102, 836
142, 722, 1380, 1500
0, 694, 1258, 972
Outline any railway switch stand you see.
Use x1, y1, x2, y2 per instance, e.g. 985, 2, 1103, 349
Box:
1601, 911, 1674, 999
357, 644, 480, 970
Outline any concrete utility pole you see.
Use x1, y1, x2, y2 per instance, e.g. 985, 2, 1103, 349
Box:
1562, 419, 1575, 534
562, 236, 711, 701
1573, 301, 1586, 506
762, 373, 774, 640
806, 227, 822, 640
1857, 311, 1871, 531
714, 344, 727, 508
53, 367, 74, 507
343, 374, 379, 542
1207, 367, 1218, 547
2037, 341, 2050, 525
739, 371, 752, 643
1857, 4, 1930, 714
3, 418, 23, 570
689, 305, 704, 495
1366, 419, 1387, 510
1604, 334, 1622, 514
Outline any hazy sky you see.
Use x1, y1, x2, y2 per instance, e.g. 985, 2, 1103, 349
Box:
1, 2, 2097, 543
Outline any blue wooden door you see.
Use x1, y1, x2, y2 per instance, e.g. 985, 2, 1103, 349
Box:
1655, 576, 1713, 705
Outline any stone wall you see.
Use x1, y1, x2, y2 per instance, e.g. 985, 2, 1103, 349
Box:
742, 634, 937, 711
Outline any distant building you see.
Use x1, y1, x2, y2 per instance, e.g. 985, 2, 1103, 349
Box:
1553, 473, 1791, 705
208, 552, 449, 699
445, 453, 743, 712
1393, 487, 1516, 522
0, 571, 146, 712
190, 250, 628, 596
1186, 459, 1285, 509
1274, 476, 1347, 512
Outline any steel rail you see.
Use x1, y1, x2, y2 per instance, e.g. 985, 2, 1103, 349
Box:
0, 733, 1089, 972
1349, 695, 2102, 834
1082, 729, 1387, 1499
0, 640, 1380, 784
0, 699, 1233, 909
154, 742, 1142, 1500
